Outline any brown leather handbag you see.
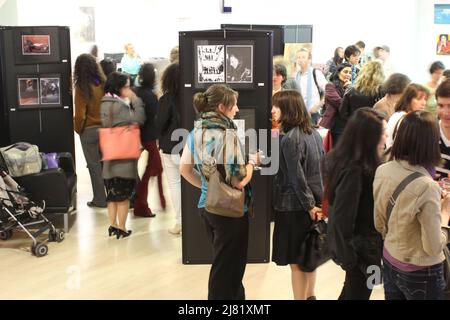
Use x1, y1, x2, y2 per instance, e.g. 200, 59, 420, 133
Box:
204, 160, 245, 218
199, 134, 245, 218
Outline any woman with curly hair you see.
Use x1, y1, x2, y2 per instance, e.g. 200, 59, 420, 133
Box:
73, 53, 107, 208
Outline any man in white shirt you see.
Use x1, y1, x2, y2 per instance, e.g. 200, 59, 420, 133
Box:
294, 48, 327, 125
374, 45, 395, 79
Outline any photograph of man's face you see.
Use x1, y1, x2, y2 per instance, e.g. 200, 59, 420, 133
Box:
226, 45, 253, 84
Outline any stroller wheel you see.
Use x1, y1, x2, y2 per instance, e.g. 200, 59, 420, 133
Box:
0, 230, 12, 240
49, 229, 65, 243
55, 230, 65, 242
32, 242, 48, 257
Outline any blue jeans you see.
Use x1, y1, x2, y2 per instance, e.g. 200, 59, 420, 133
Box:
383, 258, 445, 300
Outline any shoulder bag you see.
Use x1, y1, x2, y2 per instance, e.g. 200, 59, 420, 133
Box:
196, 129, 245, 218
99, 105, 142, 161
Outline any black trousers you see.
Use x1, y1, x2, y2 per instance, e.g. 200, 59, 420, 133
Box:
338, 265, 372, 300
199, 209, 249, 300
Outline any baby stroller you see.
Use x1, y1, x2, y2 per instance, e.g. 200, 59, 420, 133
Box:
0, 170, 65, 257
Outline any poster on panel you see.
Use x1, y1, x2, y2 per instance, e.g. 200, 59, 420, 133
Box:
437, 34, 450, 55
197, 45, 225, 84
225, 45, 253, 83
17, 78, 39, 106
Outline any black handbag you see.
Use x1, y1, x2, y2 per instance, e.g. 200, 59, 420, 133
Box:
298, 219, 330, 272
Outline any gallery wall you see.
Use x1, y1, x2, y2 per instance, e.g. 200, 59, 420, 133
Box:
0, 0, 447, 83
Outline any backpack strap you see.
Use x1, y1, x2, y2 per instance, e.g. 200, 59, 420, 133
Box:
386, 172, 424, 224
312, 68, 324, 99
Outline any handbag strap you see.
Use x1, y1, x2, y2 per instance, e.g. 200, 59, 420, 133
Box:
386, 172, 424, 224
108, 105, 114, 128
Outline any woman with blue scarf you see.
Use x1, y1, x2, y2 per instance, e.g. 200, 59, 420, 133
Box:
180, 84, 259, 300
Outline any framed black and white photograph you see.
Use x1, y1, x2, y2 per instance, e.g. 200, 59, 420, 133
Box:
40, 77, 61, 105
22, 35, 51, 55
197, 44, 225, 84
13, 27, 61, 64
226, 45, 253, 84
77, 7, 96, 43
17, 77, 39, 106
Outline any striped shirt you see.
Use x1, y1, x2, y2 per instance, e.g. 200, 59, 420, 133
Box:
437, 122, 450, 178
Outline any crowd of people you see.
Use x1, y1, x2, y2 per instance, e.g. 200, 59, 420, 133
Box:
73, 44, 182, 236
73, 39, 450, 300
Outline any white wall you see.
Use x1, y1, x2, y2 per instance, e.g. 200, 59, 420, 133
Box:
3, 0, 445, 83
417, 0, 450, 82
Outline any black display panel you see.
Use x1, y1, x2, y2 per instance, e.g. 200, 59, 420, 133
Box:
180, 29, 273, 264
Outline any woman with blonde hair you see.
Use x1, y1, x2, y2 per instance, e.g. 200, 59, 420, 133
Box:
120, 43, 141, 86
336, 61, 385, 141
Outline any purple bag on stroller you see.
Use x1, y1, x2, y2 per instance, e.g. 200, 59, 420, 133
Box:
40, 152, 59, 170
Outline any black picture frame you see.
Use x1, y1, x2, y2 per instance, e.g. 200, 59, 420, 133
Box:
39, 75, 61, 106
226, 45, 253, 84
17, 76, 39, 107
13, 27, 61, 65
194, 40, 255, 90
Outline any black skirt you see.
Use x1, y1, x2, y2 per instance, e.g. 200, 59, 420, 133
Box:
105, 177, 135, 202
272, 210, 312, 268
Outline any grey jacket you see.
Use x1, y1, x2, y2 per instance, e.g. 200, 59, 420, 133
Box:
273, 126, 324, 212
101, 95, 145, 179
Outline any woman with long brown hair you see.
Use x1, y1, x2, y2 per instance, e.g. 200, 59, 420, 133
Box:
73, 53, 107, 208
385, 83, 429, 148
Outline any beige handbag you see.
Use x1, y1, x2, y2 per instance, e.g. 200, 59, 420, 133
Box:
197, 128, 245, 218
204, 159, 245, 218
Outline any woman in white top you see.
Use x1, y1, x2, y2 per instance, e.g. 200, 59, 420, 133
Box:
386, 84, 429, 148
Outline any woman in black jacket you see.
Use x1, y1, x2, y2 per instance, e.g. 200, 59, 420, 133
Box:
156, 63, 183, 234
271, 90, 324, 300
323, 108, 387, 300
133, 63, 165, 217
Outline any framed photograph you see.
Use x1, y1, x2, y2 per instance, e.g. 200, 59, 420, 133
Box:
435, 4, 450, 24
76, 7, 96, 43
197, 45, 225, 84
22, 35, 51, 55
40, 77, 61, 105
17, 77, 39, 106
437, 34, 450, 55
226, 45, 253, 84
13, 27, 61, 64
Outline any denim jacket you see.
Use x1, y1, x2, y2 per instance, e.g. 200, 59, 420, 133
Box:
273, 126, 324, 212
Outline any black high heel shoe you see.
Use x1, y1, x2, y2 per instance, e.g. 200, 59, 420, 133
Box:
108, 226, 118, 237
116, 229, 132, 239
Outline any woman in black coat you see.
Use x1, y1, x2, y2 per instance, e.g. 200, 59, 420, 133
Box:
156, 63, 183, 234
133, 63, 165, 217
323, 108, 387, 300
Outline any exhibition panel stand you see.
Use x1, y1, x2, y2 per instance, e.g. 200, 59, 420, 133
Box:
0, 26, 76, 231
0, 26, 74, 157
179, 29, 273, 264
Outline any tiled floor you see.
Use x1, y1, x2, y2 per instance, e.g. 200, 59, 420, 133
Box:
0, 138, 384, 300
